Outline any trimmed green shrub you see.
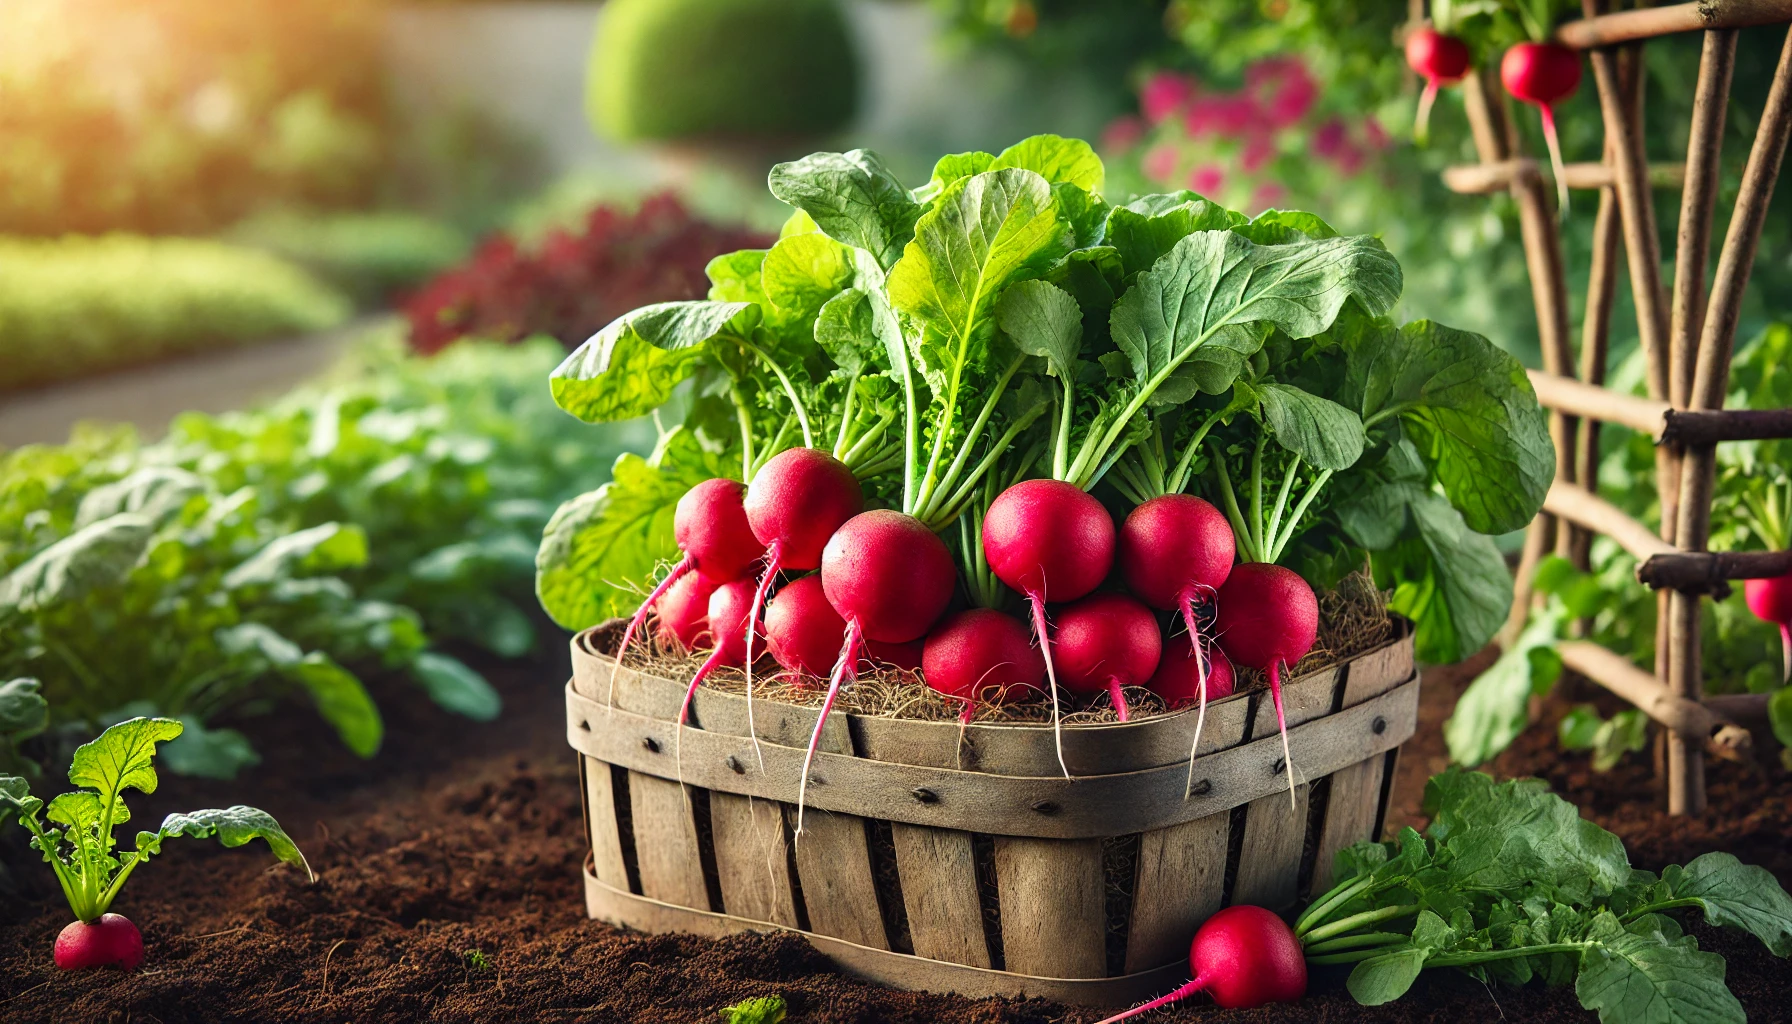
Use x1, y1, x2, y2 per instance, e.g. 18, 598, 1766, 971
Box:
228, 210, 472, 306
587, 0, 860, 143
0, 235, 352, 392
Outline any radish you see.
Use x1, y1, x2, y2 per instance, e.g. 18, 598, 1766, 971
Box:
655, 570, 718, 653
741, 448, 864, 762
1745, 572, 1792, 682
922, 608, 1046, 721
611, 477, 758, 690
764, 574, 847, 677
1149, 635, 1236, 709
863, 637, 924, 672
982, 478, 1116, 775
1051, 592, 1162, 723
1405, 26, 1471, 145
795, 509, 956, 833
1501, 41, 1581, 215
1094, 905, 1307, 1022
674, 579, 761, 727
1214, 562, 1318, 806
1119, 494, 1234, 753
54, 914, 143, 971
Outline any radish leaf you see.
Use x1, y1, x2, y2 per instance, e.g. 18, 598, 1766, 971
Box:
1575, 913, 1743, 1024
1656, 853, 1792, 957
767, 150, 918, 271
551, 301, 762, 423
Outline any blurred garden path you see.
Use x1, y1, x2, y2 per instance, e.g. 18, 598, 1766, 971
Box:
0, 318, 377, 448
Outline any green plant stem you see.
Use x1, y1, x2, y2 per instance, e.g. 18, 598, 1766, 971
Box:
917, 354, 1027, 520
1210, 442, 1258, 562
833, 372, 860, 458
925, 404, 1049, 529
730, 386, 756, 482
1302, 931, 1410, 955
1054, 375, 1073, 480
1250, 435, 1266, 558
1620, 898, 1704, 924
1296, 874, 1377, 936
1166, 412, 1222, 494
15, 814, 84, 918
1427, 942, 1591, 968
1264, 456, 1299, 558
731, 337, 812, 449
1306, 948, 1397, 965
1302, 904, 1419, 945
899, 334, 919, 514
842, 412, 893, 466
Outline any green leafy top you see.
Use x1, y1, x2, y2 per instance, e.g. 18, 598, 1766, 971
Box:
0, 716, 310, 922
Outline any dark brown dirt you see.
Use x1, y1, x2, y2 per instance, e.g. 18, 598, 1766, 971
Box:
2, 642, 1789, 1024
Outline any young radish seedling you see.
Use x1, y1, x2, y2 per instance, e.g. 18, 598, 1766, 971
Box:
1405, 25, 1471, 145
796, 510, 956, 834
741, 448, 863, 765
1095, 905, 1307, 1021
1501, 41, 1581, 216
1051, 592, 1162, 722
921, 609, 1046, 723
1215, 562, 1319, 806
610, 477, 759, 700
0, 718, 310, 971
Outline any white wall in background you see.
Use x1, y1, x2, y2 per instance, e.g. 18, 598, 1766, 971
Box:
383, 1, 1109, 185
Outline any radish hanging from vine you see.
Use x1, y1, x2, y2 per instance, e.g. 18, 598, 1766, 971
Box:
1405, 24, 1472, 145
1502, 40, 1582, 216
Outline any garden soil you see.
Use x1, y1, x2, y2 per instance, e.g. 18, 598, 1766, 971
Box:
3, 641, 1790, 1024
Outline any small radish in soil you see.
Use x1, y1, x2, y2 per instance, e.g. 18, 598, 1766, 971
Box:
1051, 592, 1162, 723
922, 608, 1046, 721
611, 477, 758, 685
741, 448, 864, 761
54, 915, 143, 971
983, 478, 1116, 775
1501, 41, 1581, 215
655, 570, 718, 653
795, 510, 956, 833
1405, 26, 1471, 144
764, 575, 848, 677
1119, 494, 1234, 751
1745, 572, 1792, 682
1094, 905, 1307, 1021
1215, 562, 1318, 806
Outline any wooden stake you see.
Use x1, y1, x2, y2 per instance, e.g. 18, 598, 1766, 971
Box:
1556, 0, 1792, 49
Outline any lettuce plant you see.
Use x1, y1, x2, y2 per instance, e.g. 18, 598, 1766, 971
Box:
0, 717, 309, 947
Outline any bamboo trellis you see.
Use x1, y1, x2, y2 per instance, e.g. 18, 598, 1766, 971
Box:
1436, 0, 1792, 814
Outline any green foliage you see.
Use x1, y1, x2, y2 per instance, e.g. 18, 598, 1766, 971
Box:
0, 716, 309, 922
228, 210, 471, 307
2, 334, 647, 776
0, 678, 49, 777
719, 995, 787, 1024
0, 235, 352, 392
1299, 769, 1791, 1024
588, 0, 859, 144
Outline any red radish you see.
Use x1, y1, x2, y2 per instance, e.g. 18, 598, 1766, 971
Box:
1149, 635, 1236, 709
655, 570, 718, 653
1094, 905, 1306, 1022
764, 575, 848, 677
54, 914, 143, 971
794, 510, 956, 833
740, 448, 864, 762
1051, 592, 1162, 722
1214, 563, 1318, 806
983, 479, 1116, 775
674, 579, 761, 727
1405, 26, 1471, 144
1745, 572, 1792, 682
611, 477, 758, 688
922, 608, 1046, 721
1119, 494, 1234, 749
863, 637, 924, 672
1501, 41, 1582, 215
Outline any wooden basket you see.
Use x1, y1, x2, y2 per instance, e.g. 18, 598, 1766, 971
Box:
566, 621, 1417, 1005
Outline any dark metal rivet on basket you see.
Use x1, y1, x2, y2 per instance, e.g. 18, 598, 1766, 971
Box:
643, 737, 660, 753
578, 720, 590, 732
1372, 716, 1388, 735
1272, 757, 1287, 775
912, 787, 938, 804
1031, 800, 1060, 815
726, 755, 745, 775
1190, 778, 1212, 796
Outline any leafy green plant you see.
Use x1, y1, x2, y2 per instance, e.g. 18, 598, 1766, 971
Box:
229, 209, 471, 306
1297, 769, 1792, 1024
0, 235, 351, 393
719, 995, 787, 1024
1557, 704, 1647, 772
0, 717, 310, 925
0, 678, 48, 776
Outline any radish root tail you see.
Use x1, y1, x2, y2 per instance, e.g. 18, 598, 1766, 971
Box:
611, 554, 692, 710
1093, 978, 1207, 1024
1180, 590, 1210, 799
1540, 104, 1569, 219
674, 648, 724, 792
1108, 676, 1131, 723
742, 543, 781, 771
1272, 660, 1297, 808
1028, 591, 1071, 779
795, 617, 862, 838
1414, 78, 1439, 146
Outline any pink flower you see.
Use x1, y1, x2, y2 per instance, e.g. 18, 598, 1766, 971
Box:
1362, 116, 1391, 151
1100, 115, 1147, 153
1248, 57, 1317, 129
1251, 182, 1288, 211
1187, 163, 1226, 195
1240, 132, 1276, 173
1143, 143, 1181, 183
1186, 94, 1258, 139
1141, 72, 1195, 123
1310, 117, 1349, 159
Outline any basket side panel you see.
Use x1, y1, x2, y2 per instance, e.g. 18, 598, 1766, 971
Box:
1310, 755, 1387, 893
1123, 813, 1229, 973
1228, 667, 1335, 911
710, 792, 800, 928
890, 824, 991, 968
793, 810, 891, 949
628, 771, 711, 910
585, 757, 631, 891
994, 837, 1107, 979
